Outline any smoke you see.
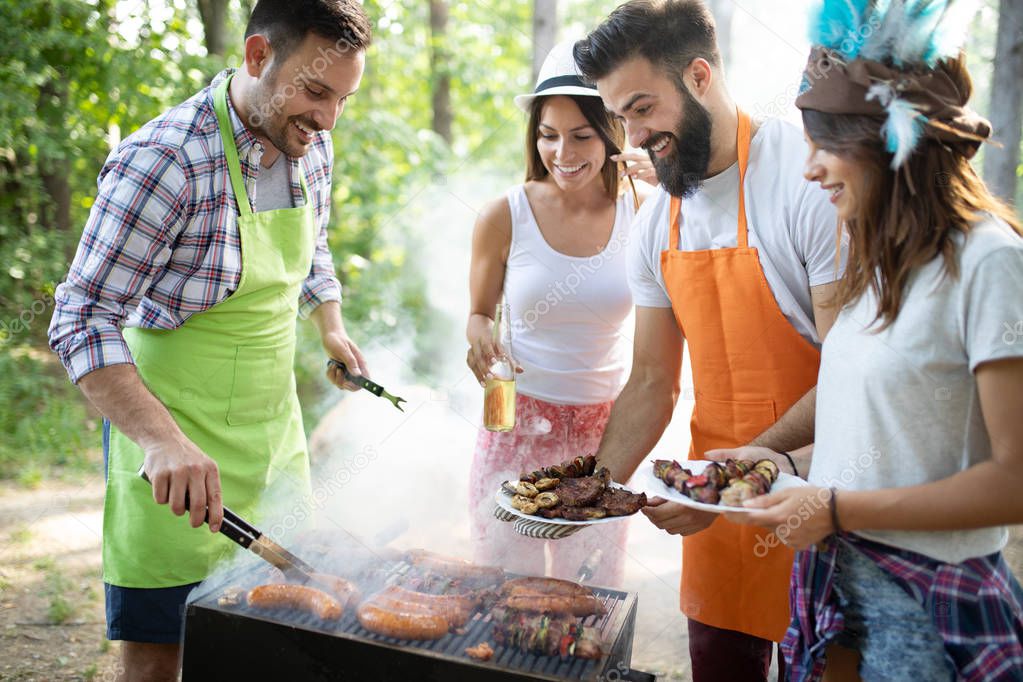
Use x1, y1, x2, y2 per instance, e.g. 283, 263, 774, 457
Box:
184, 170, 694, 674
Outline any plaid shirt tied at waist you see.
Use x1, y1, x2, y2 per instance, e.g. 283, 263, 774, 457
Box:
784, 533, 1023, 682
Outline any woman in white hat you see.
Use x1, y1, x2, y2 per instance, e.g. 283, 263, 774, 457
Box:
465, 41, 652, 584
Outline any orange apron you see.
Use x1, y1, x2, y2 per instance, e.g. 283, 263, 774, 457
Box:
659, 110, 821, 642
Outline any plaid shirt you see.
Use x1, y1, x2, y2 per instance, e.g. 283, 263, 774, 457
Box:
784, 533, 1023, 681
48, 69, 341, 383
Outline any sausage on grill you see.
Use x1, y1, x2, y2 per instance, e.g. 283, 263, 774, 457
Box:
500, 593, 605, 617
368, 594, 471, 629
499, 577, 592, 598
308, 573, 361, 608
356, 602, 450, 640
246, 584, 343, 620
378, 586, 479, 626
405, 549, 504, 581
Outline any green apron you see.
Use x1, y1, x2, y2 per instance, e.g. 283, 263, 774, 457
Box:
104, 75, 315, 588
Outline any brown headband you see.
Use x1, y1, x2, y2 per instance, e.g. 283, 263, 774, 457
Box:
795, 47, 991, 158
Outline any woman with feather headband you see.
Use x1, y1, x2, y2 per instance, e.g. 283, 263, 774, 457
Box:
718, 0, 1023, 680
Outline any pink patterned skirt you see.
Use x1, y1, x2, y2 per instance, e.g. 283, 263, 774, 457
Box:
468, 392, 628, 587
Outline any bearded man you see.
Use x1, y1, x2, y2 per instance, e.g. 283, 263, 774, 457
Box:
48, 1, 371, 679
574, 1, 843, 680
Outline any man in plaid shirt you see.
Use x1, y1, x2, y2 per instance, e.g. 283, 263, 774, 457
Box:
48, 1, 372, 679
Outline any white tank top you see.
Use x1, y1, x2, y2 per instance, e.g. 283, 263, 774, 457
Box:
504, 184, 635, 405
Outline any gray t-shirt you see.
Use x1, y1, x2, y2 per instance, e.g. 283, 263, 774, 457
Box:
253, 153, 293, 212
810, 215, 1023, 563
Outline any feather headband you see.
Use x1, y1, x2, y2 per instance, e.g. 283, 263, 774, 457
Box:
795, 0, 991, 168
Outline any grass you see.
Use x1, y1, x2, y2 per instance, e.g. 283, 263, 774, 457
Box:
9, 525, 31, 543
45, 570, 75, 624
32, 560, 77, 624
0, 347, 96, 484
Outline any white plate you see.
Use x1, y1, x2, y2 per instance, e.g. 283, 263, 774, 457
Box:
631, 459, 807, 514
493, 481, 641, 526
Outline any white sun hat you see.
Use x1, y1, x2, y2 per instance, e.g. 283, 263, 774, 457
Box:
513, 40, 600, 112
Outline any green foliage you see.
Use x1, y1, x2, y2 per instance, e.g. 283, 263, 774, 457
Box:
0, 0, 549, 460
0, 349, 94, 479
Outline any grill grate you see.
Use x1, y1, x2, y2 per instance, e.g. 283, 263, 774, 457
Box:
182, 560, 637, 681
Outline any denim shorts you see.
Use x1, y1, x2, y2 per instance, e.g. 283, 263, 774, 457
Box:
105, 581, 200, 643
832, 540, 955, 681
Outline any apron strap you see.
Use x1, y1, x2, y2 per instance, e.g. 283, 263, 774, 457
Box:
735, 109, 752, 248
213, 75, 252, 217
668, 108, 753, 251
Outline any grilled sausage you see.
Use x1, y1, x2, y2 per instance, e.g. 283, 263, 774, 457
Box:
356, 602, 449, 640
501, 593, 605, 617
246, 584, 343, 620
368, 594, 470, 628
376, 586, 479, 627
499, 577, 592, 598
383, 585, 480, 610
308, 573, 361, 608
405, 549, 504, 581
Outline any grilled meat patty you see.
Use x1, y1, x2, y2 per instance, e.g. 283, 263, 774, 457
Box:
553, 476, 605, 507
596, 488, 647, 517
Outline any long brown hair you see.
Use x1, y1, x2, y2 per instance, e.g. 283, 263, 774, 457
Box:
525, 95, 625, 200
802, 57, 1022, 329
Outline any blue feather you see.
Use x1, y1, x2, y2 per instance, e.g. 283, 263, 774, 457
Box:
808, 0, 872, 58
881, 98, 926, 168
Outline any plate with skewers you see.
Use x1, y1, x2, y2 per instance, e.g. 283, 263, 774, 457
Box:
633, 457, 807, 514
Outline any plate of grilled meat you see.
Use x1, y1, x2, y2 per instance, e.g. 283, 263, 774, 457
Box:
494, 455, 647, 528
636, 457, 807, 514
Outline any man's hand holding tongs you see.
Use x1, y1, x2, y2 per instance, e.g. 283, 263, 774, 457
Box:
142, 435, 224, 533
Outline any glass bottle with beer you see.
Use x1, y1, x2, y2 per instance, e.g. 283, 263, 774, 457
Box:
483, 302, 516, 432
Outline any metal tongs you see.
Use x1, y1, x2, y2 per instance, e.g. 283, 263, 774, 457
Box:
137, 466, 321, 584
327, 358, 407, 412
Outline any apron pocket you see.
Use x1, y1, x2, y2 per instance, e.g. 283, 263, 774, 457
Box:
227, 345, 292, 426
692, 395, 777, 452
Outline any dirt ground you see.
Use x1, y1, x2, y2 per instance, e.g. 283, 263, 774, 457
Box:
0, 475, 118, 681
2, 467, 1022, 681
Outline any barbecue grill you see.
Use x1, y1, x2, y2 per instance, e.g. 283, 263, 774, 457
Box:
181, 557, 653, 681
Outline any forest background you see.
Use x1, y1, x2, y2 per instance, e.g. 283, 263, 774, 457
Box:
2, 0, 1019, 480
0, 1, 1020, 679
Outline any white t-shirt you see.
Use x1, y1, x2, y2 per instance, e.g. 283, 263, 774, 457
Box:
628, 118, 844, 346
811, 216, 1023, 563
505, 185, 636, 405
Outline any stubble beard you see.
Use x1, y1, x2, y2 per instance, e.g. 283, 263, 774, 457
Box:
247, 70, 309, 159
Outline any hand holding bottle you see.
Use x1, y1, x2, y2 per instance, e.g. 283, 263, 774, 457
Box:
466, 310, 522, 385
481, 303, 519, 432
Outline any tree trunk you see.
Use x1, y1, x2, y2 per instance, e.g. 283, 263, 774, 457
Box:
37, 81, 71, 236
40, 161, 71, 234
706, 0, 734, 70
532, 0, 558, 82
983, 0, 1023, 204
196, 0, 229, 57
429, 0, 452, 144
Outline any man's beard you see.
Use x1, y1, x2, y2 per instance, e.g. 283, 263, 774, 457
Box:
646, 84, 713, 198
246, 71, 319, 158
